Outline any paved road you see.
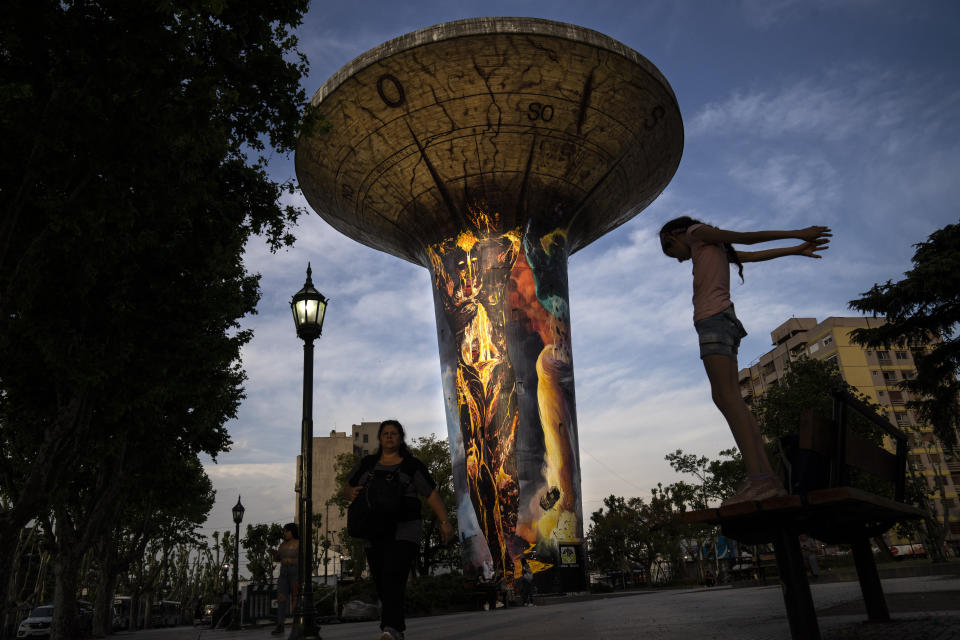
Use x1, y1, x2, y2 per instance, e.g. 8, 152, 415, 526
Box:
122, 575, 960, 640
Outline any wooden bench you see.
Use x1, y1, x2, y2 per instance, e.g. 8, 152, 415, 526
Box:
681, 389, 924, 640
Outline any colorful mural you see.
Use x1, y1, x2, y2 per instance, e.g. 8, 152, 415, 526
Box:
427, 202, 583, 587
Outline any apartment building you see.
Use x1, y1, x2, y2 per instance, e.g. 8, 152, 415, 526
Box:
738, 316, 960, 550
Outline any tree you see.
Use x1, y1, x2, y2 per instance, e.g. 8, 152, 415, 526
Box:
408, 435, 459, 576
848, 221, 960, 451
751, 357, 880, 443
587, 484, 693, 585
664, 448, 745, 508
332, 452, 365, 579
664, 449, 745, 582
587, 495, 644, 585
0, 1, 317, 636
90, 452, 214, 634
243, 524, 284, 584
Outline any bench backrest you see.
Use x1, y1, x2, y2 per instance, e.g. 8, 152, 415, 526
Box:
796, 389, 909, 501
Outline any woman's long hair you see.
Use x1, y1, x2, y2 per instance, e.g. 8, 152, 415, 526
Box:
374, 419, 412, 458
283, 522, 299, 540
659, 216, 744, 281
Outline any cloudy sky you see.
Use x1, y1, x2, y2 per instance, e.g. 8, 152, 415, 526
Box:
199, 0, 960, 564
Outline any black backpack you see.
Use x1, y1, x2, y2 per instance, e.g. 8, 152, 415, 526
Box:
347, 456, 418, 539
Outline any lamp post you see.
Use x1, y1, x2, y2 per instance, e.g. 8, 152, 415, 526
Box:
290, 263, 327, 640
229, 496, 245, 630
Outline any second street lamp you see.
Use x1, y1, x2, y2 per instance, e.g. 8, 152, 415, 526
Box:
290, 263, 327, 640
229, 496, 245, 630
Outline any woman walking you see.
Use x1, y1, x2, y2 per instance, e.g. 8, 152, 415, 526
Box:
659, 217, 831, 504
343, 420, 454, 640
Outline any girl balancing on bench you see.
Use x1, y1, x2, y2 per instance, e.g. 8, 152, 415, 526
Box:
659, 217, 831, 505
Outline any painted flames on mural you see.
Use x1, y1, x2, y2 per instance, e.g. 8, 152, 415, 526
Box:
428, 202, 582, 583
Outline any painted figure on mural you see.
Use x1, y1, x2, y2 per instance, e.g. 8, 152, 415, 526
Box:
428, 201, 583, 582
510, 210, 582, 549
428, 215, 523, 577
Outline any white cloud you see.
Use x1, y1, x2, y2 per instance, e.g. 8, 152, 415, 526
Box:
727, 154, 840, 217
688, 71, 921, 144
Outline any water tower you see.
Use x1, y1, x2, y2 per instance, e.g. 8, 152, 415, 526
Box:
296, 17, 683, 591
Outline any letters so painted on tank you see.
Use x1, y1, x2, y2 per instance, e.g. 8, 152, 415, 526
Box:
428, 200, 583, 585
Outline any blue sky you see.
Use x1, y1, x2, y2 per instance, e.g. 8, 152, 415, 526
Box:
199, 0, 960, 559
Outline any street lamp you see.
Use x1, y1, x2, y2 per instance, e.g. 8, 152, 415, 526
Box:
290, 263, 327, 640
229, 496, 245, 630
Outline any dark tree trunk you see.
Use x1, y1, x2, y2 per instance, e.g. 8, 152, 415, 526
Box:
92, 564, 117, 637
0, 522, 19, 640
51, 547, 82, 640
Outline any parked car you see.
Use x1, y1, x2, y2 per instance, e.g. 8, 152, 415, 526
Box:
17, 602, 93, 638
16, 605, 52, 638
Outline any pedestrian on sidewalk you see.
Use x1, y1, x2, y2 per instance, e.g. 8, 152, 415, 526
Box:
270, 523, 299, 635
519, 558, 535, 606
343, 419, 454, 640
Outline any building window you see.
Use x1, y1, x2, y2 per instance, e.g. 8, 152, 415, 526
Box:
824, 354, 839, 367
895, 350, 908, 360
363, 434, 368, 443
889, 390, 905, 405
882, 371, 898, 382
895, 412, 909, 426
877, 350, 891, 361
877, 390, 885, 397
823, 335, 834, 347
872, 370, 880, 376
355, 433, 359, 439
903, 369, 917, 380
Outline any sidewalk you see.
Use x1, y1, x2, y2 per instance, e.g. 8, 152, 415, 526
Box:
126, 574, 960, 640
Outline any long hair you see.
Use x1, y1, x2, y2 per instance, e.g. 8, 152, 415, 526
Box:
659, 216, 744, 281
283, 522, 299, 540
374, 419, 412, 458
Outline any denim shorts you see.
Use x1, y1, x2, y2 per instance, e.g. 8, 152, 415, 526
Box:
277, 563, 298, 597
694, 304, 748, 359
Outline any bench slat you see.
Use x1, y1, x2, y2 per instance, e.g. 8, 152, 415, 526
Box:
805, 486, 923, 514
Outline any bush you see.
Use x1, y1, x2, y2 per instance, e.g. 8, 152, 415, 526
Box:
404, 573, 473, 616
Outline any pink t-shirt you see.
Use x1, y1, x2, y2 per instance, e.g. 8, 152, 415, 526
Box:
687, 224, 732, 322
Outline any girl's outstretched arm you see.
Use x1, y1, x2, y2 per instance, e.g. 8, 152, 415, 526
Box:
690, 225, 831, 246
737, 239, 829, 262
